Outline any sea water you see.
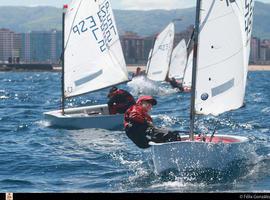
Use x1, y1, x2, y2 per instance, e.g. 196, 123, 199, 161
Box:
0, 71, 269, 192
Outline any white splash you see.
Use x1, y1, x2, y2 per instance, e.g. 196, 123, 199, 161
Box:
0, 95, 9, 99
261, 107, 270, 114
128, 76, 178, 96
35, 120, 51, 128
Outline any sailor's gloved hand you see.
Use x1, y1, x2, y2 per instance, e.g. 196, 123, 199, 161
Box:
126, 122, 133, 129
146, 121, 154, 127
145, 126, 154, 135
167, 130, 181, 141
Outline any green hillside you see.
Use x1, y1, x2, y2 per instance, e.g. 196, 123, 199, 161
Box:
0, 2, 269, 38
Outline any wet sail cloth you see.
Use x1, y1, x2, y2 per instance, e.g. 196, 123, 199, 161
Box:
64, 0, 128, 98
195, 0, 254, 115
168, 39, 187, 80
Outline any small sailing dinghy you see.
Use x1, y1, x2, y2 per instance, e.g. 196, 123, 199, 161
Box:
44, 0, 129, 130
146, 23, 175, 82
168, 39, 187, 81
150, 0, 254, 174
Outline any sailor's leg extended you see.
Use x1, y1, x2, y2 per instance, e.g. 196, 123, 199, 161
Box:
146, 127, 181, 143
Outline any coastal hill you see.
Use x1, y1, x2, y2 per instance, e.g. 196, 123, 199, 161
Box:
0, 1, 269, 38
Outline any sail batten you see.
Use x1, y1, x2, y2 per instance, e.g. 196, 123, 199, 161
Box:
194, 0, 254, 116
64, 0, 128, 98
147, 23, 175, 81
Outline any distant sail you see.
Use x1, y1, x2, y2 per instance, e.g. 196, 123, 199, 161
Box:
64, 0, 128, 98
183, 49, 193, 88
195, 0, 254, 115
168, 39, 187, 80
147, 23, 175, 81
146, 48, 153, 74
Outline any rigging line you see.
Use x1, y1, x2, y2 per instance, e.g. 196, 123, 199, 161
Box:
233, 0, 242, 13
209, 119, 219, 142
64, 0, 83, 52
199, 0, 215, 32
200, 1, 242, 27
182, 29, 195, 82
202, 10, 237, 23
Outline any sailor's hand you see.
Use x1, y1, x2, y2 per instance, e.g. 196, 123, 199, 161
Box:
126, 122, 133, 128
147, 121, 154, 127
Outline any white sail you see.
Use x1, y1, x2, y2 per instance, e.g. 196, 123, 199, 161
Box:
183, 49, 193, 88
64, 0, 128, 98
233, 0, 254, 98
168, 39, 187, 80
147, 23, 175, 81
195, 0, 254, 115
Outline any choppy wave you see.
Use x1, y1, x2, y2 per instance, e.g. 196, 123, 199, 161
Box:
0, 71, 269, 192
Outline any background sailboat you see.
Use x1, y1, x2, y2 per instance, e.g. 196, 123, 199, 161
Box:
146, 23, 175, 82
150, 0, 255, 174
128, 23, 175, 96
44, 0, 129, 130
168, 39, 187, 81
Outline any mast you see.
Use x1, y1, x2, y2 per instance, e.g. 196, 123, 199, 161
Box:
61, 5, 67, 115
146, 36, 156, 75
182, 28, 195, 82
166, 31, 175, 80
189, 0, 201, 141
186, 27, 195, 53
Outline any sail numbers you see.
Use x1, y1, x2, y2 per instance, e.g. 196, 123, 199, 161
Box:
244, 0, 254, 37
225, 0, 236, 7
158, 44, 171, 51
72, 0, 117, 53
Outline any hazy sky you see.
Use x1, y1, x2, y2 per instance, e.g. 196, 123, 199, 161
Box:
0, 0, 269, 9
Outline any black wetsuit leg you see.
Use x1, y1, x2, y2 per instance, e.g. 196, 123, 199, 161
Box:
146, 127, 181, 143
125, 122, 150, 149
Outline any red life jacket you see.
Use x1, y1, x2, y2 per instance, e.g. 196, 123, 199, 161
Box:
110, 89, 135, 103
124, 104, 153, 128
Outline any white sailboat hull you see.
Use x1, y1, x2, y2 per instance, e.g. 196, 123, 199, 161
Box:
150, 134, 250, 174
44, 104, 124, 130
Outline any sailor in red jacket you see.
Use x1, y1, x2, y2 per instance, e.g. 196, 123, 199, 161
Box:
107, 86, 136, 115
124, 96, 181, 149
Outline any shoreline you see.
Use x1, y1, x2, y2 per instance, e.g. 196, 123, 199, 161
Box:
0, 64, 269, 72
248, 65, 270, 71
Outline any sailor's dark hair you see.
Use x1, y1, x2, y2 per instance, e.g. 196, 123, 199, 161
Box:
109, 86, 118, 93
